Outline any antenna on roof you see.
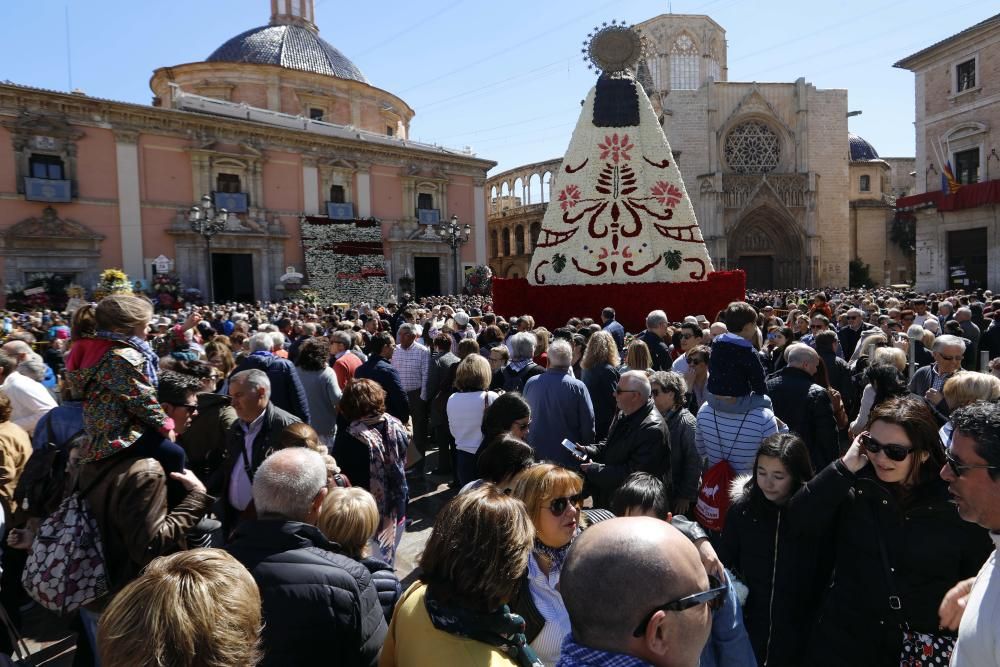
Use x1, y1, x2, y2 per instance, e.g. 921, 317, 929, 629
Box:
65, 4, 73, 91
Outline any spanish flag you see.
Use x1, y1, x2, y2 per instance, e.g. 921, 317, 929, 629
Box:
941, 160, 962, 194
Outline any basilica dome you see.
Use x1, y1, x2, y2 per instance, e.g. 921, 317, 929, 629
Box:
207, 24, 368, 83
849, 133, 880, 161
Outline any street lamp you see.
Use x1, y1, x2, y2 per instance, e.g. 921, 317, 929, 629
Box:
188, 194, 228, 303
429, 214, 471, 297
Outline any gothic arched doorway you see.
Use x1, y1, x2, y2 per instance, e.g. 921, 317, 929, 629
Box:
728, 206, 804, 289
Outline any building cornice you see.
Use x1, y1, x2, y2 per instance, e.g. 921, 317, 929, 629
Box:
0, 83, 495, 176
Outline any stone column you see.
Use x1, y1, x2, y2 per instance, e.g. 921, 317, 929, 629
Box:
356, 165, 372, 218
302, 158, 319, 215
114, 129, 145, 279
473, 178, 487, 265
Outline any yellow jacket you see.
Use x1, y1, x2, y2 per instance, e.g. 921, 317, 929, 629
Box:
379, 582, 519, 667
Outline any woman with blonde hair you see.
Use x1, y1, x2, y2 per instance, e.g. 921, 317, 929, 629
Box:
580, 330, 621, 440
532, 327, 550, 367
97, 549, 262, 667
870, 345, 907, 372
380, 485, 537, 667
623, 339, 652, 373
318, 487, 401, 623
938, 372, 1000, 445
447, 354, 498, 485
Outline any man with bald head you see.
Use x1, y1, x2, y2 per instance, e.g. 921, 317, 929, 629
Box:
557, 517, 715, 666
765, 343, 839, 468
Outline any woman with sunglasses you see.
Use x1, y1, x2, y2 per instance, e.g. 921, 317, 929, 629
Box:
683, 345, 711, 415
789, 395, 991, 666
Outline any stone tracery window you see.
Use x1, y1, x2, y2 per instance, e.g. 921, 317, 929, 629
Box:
724, 121, 780, 174
670, 35, 699, 90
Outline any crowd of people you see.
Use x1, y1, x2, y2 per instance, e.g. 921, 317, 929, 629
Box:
0, 285, 995, 666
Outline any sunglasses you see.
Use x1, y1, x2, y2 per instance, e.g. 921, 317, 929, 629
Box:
860, 433, 913, 462
810, 324, 825, 330
548, 494, 584, 517
680, 333, 697, 340
614, 387, 639, 395
935, 353, 962, 362
632, 574, 728, 637
944, 451, 999, 477
173, 403, 199, 413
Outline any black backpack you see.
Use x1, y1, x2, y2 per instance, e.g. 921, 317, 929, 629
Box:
14, 420, 85, 518
501, 362, 541, 393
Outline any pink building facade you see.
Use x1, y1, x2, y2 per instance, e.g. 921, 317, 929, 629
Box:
0, 0, 494, 303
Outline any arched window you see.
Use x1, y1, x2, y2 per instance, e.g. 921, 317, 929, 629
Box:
670, 35, 699, 91
490, 230, 499, 258
329, 184, 345, 203
515, 226, 525, 255
542, 172, 552, 203
530, 222, 541, 250
502, 229, 512, 256
724, 121, 780, 174
859, 175, 871, 192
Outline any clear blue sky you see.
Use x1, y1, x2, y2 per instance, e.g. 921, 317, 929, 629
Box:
1, 1, 994, 175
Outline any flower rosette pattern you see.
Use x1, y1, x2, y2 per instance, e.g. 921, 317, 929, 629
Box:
558, 184, 582, 211
597, 133, 634, 164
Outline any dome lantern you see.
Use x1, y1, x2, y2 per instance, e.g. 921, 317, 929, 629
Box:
271, 0, 317, 32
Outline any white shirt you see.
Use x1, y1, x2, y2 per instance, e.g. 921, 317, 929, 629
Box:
951, 532, 1000, 666
527, 552, 572, 667
228, 409, 266, 511
1, 371, 56, 435
672, 354, 690, 374
446, 391, 497, 454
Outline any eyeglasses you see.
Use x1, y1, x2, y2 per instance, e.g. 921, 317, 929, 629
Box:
860, 433, 913, 462
810, 324, 825, 330
548, 494, 584, 517
944, 451, 1000, 477
632, 574, 728, 637
173, 403, 199, 413
614, 387, 639, 395
935, 352, 962, 362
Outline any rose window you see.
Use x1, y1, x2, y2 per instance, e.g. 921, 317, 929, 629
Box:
724, 122, 780, 174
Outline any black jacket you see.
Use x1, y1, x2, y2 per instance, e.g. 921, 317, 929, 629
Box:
581, 363, 620, 441
765, 366, 839, 469
818, 349, 856, 418
579, 401, 671, 508
837, 322, 874, 360
354, 354, 410, 424
636, 329, 672, 372
719, 477, 832, 667
361, 556, 402, 624
427, 351, 459, 426
788, 461, 991, 666
232, 352, 311, 423
225, 520, 387, 667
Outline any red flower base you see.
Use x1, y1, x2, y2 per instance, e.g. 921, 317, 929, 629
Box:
492, 271, 746, 332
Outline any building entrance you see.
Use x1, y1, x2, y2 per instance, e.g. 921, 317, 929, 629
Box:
947, 228, 988, 290
211, 253, 255, 302
413, 257, 441, 297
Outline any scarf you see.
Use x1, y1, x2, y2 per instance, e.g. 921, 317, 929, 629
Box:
349, 414, 409, 563
424, 587, 544, 667
533, 527, 581, 576
95, 330, 160, 387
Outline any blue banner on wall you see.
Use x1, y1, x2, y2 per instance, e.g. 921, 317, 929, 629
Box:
417, 208, 441, 225
327, 202, 355, 220
212, 191, 249, 213
24, 178, 71, 203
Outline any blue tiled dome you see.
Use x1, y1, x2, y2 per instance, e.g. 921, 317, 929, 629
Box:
849, 133, 880, 161
207, 24, 368, 84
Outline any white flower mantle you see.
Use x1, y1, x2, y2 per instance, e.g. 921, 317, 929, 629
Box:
527, 78, 715, 286
301, 219, 393, 305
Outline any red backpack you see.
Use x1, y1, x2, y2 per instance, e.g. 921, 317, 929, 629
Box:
694, 410, 749, 532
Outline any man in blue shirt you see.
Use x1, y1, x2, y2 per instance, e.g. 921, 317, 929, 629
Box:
523, 339, 595, 467
602, 307, 626, 356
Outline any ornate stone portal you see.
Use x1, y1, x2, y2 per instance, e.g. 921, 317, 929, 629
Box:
0, 207, 104, 288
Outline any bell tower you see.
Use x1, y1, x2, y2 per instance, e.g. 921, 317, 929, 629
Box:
270, 0, 317, 32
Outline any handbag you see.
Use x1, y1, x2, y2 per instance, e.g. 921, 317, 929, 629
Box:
870, 503, 956, 665
21, 461, 118, 615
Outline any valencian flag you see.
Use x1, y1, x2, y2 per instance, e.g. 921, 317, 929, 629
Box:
941, 160, 962, 194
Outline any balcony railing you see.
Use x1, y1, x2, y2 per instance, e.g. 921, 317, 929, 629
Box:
326, 202, 355, 220
212, 191, 248, 213
24, 177, 72, 203
416, 208, 441, 224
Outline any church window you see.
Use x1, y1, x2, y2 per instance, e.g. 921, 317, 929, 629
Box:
859, 175, 870, 192
216, 173, 241, 193
956, 59, 976, 92
515, 226, 525, 255
954, 148, 979, 184
706, 58, 720, 82
291, 0, 302, 17
329, 184, 345, 203
670, 35, 699, 91
503, 229, 511, 256
724, 122, 780, 174
490, 230, 498, 257
530, 222, 541, 248
29, 154, 64, 180
309, 108, 325, 121
386, 125, 395, 137
417, 193, 434, 210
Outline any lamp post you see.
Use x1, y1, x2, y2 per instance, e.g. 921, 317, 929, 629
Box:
188, 194, 228, 303
426, 215, 471, 297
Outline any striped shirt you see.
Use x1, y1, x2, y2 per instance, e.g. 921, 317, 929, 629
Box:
391, 342, 429, 395
695, 401, 779, 474
527, 553, 572, 667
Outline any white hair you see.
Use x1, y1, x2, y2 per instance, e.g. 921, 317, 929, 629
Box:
270, 332, 285, 349
510, 332, 537, 362
252, 448, 327, 521
548, 339, 573, 368
620, 369, 651, 401
230, 368, 271, 399
646, 310, 668, 329
787, 343, 818, 368
16, 354, 47, 382
933, 334, 966, 354
248, 332, 273, 352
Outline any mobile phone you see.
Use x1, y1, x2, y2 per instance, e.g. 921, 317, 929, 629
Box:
561, 438, 588, 461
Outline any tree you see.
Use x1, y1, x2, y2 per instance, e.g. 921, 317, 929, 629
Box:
849, 259, 874, 288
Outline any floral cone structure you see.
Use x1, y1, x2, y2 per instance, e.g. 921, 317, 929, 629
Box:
528, 76, 715, 286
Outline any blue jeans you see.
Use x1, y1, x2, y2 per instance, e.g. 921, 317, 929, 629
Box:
79, 608, 102, 666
